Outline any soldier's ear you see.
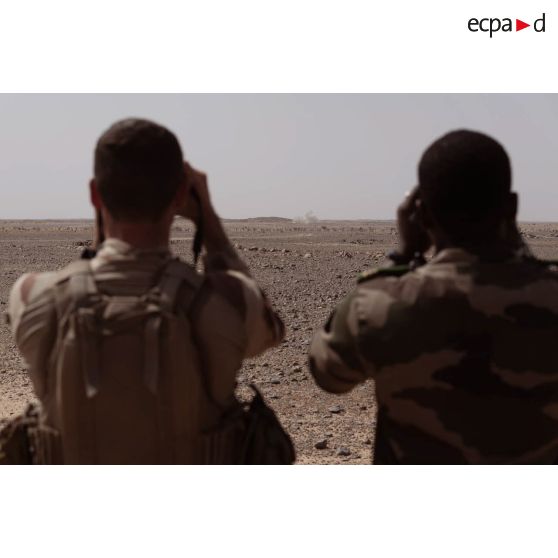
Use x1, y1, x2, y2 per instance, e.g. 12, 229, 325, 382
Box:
90, 179, 102, 210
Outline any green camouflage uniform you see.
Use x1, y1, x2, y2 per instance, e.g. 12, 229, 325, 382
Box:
309, 247, 558, 464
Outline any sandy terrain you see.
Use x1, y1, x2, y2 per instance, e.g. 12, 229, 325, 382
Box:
2, 219, 558, 464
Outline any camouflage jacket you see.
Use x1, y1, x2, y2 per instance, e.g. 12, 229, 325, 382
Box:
309, 248, 558, 464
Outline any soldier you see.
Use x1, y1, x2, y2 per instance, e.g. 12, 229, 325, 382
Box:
309, 129, 558, 464
7, 118, 286, 464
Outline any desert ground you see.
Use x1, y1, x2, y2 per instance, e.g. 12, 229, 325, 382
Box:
2, 219, 558, 464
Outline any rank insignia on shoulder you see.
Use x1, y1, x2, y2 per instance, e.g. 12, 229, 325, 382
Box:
357, 265, 411, 284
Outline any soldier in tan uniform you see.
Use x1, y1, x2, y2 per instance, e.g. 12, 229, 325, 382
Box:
309, 130, 558, 464
7, 118, 285, 464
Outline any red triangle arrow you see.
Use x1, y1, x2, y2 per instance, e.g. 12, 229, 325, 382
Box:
516, 19, 530, 31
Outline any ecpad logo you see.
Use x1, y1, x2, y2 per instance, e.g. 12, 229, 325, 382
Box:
468, 13, 546, 37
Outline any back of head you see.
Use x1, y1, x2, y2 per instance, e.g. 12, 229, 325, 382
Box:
418, 130, 512, 242
94, 118, 184, 221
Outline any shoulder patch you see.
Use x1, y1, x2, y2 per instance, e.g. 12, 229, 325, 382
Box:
357, 265, 411, 284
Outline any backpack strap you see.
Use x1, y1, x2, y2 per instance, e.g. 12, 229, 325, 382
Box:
55, 259, 96, 286
67, 261, 103, 399
144, 258, 202, 394
67, 261, 98, 303
53, 260, 102, 399
158, 259, 200, 313
144, 314, 163, 395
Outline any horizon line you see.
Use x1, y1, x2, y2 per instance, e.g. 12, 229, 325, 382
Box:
0, 217, 556, 224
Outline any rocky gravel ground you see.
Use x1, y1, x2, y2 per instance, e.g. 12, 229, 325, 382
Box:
2, 219, 558, 464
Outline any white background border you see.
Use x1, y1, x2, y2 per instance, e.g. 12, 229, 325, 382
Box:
0, 2, 556, 557
2, 466, 557, 557
0, 1, 554, 92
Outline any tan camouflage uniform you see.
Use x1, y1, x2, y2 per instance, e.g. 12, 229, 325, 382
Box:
309, 248, 558, 464
9, 238, 284, 440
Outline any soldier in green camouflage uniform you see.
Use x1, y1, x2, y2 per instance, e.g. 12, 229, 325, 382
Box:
309, 130, 558, 464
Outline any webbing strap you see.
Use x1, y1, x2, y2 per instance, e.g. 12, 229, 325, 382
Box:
144, 314, 162, 395
158, 259, 198, 313
78, 309, 102, 398
66, 263, 102, 399
142, 259, 201, 395
67, 261, 98, 302
54, 261, 100, 462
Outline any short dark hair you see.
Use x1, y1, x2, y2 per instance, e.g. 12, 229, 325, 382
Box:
418, 130, 512, 231
94, 118, 184, 221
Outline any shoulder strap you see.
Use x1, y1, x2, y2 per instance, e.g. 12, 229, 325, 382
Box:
144, 258, 202, 394
158, 258, 202, 313
52, 259, 98, 316
71, 262, 102, 398
55, 259, 95, 286
52, 260, 101, 399
67, 262, 98, 303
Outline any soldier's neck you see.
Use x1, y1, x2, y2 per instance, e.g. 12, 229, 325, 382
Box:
434, 238, 516, 260
103, 220, 171, 251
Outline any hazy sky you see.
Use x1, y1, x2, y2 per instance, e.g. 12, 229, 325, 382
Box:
0, 94, 557, 220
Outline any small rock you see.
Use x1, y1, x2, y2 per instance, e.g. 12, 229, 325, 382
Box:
337, 447, 351, 457
328, 405, 344, 414
292, 365, 302, 373
303, 253, 311, 258
364, 439, 372, 445
315, 439, 328, 450
270, 377, 281, 385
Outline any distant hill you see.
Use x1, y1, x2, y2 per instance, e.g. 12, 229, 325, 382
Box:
223, 217, 292, 223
